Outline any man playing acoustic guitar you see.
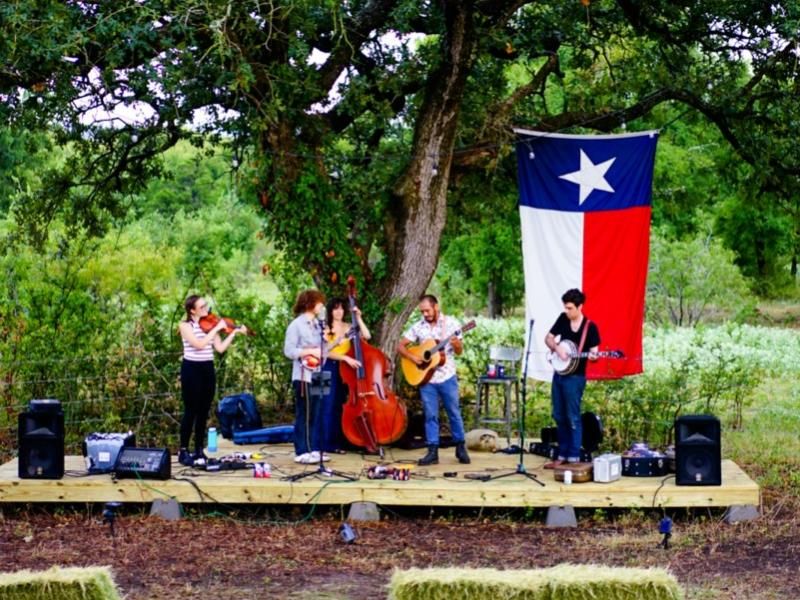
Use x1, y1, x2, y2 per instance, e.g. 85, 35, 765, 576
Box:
397, 294, 471, 466
543, 288, 600, 469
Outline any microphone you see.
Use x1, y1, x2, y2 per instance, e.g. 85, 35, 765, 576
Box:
317, 305, 327, 329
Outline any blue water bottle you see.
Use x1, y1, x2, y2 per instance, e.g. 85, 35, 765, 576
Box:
207, 427, 218, 453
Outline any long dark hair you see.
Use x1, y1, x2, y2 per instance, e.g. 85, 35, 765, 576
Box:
184, 295, 202, 322
325, 297, 348, 330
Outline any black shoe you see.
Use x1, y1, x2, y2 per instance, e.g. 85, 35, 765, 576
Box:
178, 448, 193, 467
455, 442, 471, 465
418, 445, 439, 466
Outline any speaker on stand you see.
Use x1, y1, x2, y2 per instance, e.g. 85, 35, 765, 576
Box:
675, 414, 721, 486
18, 399, 65, 480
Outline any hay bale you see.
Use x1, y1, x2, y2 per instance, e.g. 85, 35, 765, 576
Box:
388, 567, 550, 600
388, 565, 683, 600
465, 429, 499, 452
0, 565, 121, 600
546, 564, 683, 600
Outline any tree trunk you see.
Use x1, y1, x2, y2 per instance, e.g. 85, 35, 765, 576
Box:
487, 279, 498, 318
374, 1, 477, 356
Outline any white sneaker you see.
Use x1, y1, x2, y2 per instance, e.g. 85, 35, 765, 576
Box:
293, 452, 311, 463
294, 451, 331, 464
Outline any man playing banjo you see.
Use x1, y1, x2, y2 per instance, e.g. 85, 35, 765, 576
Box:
543, 288, 600, 469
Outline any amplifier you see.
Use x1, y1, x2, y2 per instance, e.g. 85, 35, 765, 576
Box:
83, 432, 136, 474
593, 453, 622, 483
114, 447, 171, 480
622, 455, 668, 477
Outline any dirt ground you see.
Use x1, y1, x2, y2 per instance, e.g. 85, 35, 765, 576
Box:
2, 487, 799, 600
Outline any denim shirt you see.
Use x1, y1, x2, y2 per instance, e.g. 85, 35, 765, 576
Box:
283, 314, 324, 383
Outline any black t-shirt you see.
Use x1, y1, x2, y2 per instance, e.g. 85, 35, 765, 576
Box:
549, 313, 601, 376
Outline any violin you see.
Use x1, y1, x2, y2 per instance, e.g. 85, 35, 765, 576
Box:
198, 313, 255, 336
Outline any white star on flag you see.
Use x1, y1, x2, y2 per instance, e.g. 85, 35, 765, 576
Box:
558, 149, 616, 204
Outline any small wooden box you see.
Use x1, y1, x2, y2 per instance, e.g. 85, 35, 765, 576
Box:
553, 462, 593, 483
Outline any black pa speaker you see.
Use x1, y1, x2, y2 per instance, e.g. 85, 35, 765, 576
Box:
18, 399, 65, 479
675, 414, 721, 486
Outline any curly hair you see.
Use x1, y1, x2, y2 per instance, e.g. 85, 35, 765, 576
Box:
292, 289, 326, 316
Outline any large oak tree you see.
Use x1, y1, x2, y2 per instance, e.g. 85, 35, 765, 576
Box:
1, 0, 798, 351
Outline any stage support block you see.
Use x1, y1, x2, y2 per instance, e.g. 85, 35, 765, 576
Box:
724, 504, 759, 524
150, 498, 182, 521
546, 505, 577, 527
348, 501, 380, 522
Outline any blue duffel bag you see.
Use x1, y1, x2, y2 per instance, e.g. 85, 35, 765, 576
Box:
216, 393, 263, 439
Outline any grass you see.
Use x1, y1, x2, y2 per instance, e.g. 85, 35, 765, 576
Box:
724, 377, 800, 495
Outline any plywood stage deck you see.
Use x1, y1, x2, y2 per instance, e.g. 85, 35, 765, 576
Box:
0, 440, 760, 509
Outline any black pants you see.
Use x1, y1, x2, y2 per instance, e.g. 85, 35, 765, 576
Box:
180, 360, 216, 454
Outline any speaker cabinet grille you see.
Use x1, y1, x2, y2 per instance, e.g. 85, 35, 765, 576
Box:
18, 409, 65, 480
675, 415, 721, 486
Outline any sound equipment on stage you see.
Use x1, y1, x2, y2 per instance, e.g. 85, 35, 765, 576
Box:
540, 426, 558, 445
621, 441, 667, 477
83, 432, 136, 474
530, 412, 602, 462
113, 447, 171, 480
18, 398, 65, 480
675, 414, 721, 486
593, 453, 622, 483
203, 457, 251, 472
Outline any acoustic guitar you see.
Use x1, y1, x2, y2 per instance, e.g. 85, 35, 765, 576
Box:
400, 320, 476, 386
547, 339, 624, 375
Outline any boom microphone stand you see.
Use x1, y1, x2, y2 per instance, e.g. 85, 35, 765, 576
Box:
485, 318, 544, 486
285, 316, 356, 482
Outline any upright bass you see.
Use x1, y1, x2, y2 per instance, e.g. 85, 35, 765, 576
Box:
339, 276, 407, 454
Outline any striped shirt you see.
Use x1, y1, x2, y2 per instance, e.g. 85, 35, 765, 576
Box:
182, 320, 214, 362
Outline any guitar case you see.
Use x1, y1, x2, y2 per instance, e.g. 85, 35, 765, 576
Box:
554, 462, 593, 483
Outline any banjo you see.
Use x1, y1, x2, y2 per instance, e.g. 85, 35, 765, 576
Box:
547, 339, 624, 375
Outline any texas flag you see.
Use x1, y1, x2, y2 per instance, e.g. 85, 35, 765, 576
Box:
515, 129, 659, 381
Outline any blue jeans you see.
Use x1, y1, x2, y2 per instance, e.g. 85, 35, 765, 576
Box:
420, 375, 466, 446
551, 372, 586, 461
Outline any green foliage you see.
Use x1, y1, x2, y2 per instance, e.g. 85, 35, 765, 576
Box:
438, 217, 523, 318
2, 0, 799, 330
449, 320, 782, 453
0, 143, 292, 457
647, 228, 754, 326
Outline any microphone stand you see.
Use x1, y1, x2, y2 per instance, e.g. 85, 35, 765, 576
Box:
285, 316, 356, 482
484, 318, 544, 486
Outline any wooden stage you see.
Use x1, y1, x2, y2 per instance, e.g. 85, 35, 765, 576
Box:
0, 440, 760, 510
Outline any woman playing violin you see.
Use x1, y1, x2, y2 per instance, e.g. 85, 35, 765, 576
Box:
178, 295, 247, 467
317, 297, 370, 452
